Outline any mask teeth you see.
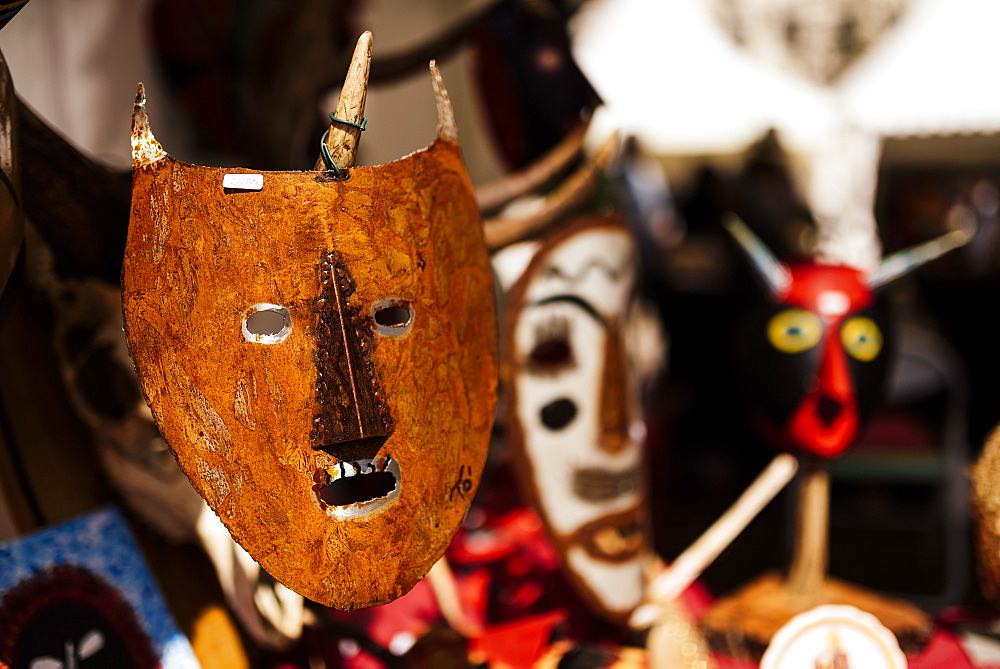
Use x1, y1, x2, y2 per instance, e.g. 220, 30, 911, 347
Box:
329, 455, 393, 480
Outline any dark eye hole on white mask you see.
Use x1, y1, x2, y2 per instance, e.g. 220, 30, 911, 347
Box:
372, 299, 413, 337
540, 397, 577, 430
243, 304, 292, 344
528, 314, 574, 374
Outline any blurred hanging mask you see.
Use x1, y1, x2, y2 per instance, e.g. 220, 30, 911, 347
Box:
122, 70, 497, 609
49, 277, 204, 543
727, 215, 969, 458
497, 214, 652, 623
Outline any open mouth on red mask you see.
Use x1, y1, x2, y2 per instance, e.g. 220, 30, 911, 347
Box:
313, 455, 401, 519
777, 391, 859, 458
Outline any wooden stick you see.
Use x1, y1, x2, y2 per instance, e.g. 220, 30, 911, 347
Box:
787, 457, 830, 597
314, 31, 372, 171
647, 454, 798, 604
475, 121, 588, 214
482, 131, 620, 250
426, 558, 481, 637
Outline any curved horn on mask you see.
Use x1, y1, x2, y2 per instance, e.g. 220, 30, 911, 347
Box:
483, 131, 620, 250
868, 225, 973, 290
476, 120, 590, 215
722, 213, 792, 299
315, 31, 372, 171
131, 83, 166, 169
430, 60, 459, 145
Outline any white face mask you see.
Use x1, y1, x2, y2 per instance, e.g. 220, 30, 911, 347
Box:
499, 218, 651, 622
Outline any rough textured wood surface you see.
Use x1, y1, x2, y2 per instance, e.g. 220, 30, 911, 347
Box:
123, 121, 497, 608
701, 572, 931, 661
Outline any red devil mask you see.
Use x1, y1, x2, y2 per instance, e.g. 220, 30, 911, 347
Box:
727, 216, 968, 458
738, 261, 890, 458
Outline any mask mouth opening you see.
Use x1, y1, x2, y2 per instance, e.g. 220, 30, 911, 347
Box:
572, 465, 639, 502
576, 506, 647, 562
314, 455, 401, 519
817, 394, 844, 426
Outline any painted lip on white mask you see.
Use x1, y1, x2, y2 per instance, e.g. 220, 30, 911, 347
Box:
314, 455, 401, 519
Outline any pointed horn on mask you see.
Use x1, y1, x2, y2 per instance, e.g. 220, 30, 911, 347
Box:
430, 60, 459, 145
868, 225, 973, 290
131, 83, 166, 169
483, 131, 620, 250
477, 120, 590, 215
722, 213, 792, 299
315, 31, 373, 171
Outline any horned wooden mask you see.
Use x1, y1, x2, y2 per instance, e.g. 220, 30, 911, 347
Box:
122, 68, 497, 608
498, 214, 650, 623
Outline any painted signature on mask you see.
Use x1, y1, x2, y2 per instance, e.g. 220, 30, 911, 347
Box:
448, 464, 473, 502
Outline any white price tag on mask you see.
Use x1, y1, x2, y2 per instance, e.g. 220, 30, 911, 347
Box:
223, 173, 264, 191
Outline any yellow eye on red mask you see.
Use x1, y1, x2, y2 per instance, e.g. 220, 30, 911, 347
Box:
767, 309, 823, 354
841, 316, 883, 362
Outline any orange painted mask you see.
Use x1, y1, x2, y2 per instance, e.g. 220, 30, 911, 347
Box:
122, 71, 497, 608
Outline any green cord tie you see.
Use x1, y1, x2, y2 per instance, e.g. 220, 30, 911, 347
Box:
319, 116, 368, 175
329, 114, 367, 131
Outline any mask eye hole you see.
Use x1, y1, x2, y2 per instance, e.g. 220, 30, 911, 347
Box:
529, 337, 572, 371
767, 308, 823, 354
841, 316, 883, 361
242, 304, 292, 344
540, 397, 577, 430
528, 314, 573, 373
372, 300, 413, 337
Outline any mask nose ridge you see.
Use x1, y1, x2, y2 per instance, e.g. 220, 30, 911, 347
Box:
311, 251, 393, 462
598, 323, 631, 455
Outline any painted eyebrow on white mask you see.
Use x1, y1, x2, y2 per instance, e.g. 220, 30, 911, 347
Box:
533, 294, 606, 327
